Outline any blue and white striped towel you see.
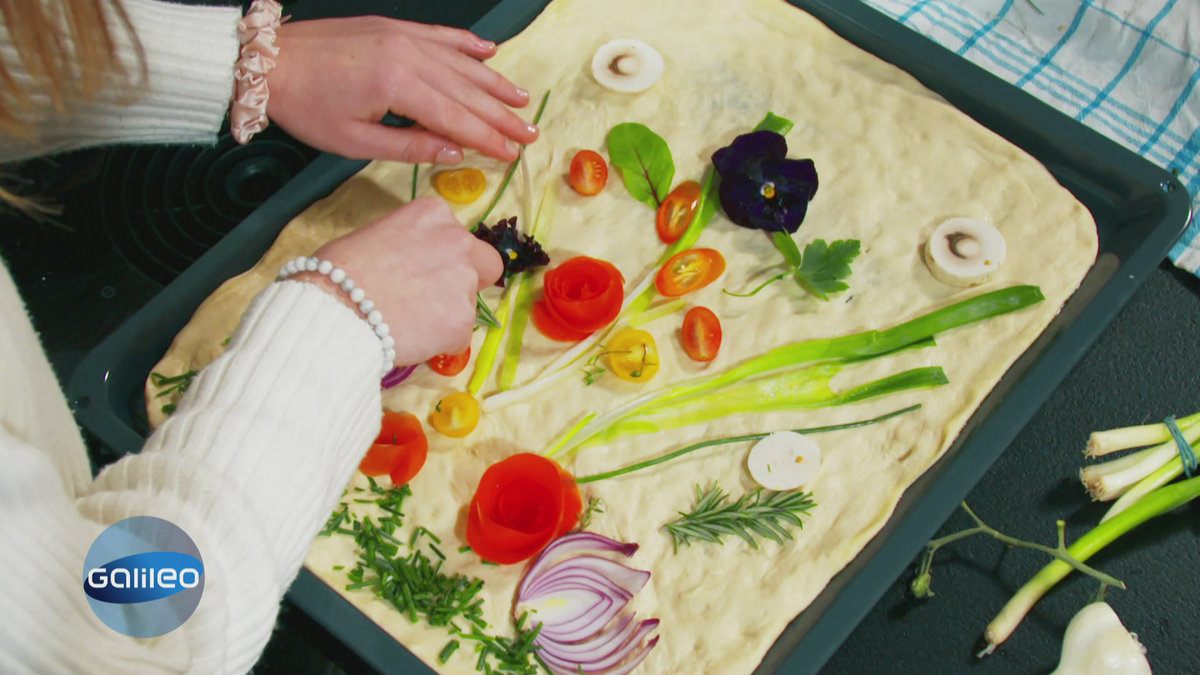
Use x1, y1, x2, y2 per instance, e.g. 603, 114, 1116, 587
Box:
862, 0, 1200, 275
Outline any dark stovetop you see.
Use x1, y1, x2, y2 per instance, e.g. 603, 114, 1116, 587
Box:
1, 1, 1197, 674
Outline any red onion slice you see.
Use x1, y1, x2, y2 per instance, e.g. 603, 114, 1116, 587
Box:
381, 364, 417, 389
514, 532, 659, 675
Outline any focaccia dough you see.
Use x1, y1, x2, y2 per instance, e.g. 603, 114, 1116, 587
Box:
147, 0, 1098, 673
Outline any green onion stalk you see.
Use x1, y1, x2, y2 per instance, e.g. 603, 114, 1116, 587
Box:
549, 285, 1044, 459
983, 474, 1200, 651
570, 366, 946, 456
573, 405, 920, 484
482, 112, 795, 412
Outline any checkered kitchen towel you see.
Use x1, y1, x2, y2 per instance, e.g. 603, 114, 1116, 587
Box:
861, 0, 1200, 275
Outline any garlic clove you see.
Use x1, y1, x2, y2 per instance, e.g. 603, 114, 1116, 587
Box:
1049, 602, 1153, 675
923, 217, 1007, 287
591, 39, 664, 93
747, 432, 821, 491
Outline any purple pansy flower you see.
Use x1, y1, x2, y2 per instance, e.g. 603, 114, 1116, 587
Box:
711, 131, 818, 234
472, 216, 550, 287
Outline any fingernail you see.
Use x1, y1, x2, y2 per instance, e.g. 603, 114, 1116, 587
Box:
525, 123, 539, 137
435, 148, 463, 165
516, 87, 530, 99
480, 39, 496, 51
505, 140, 519, 157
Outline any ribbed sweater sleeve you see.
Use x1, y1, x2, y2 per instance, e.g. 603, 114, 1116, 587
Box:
0, 281, 383, 675
0, 0, 241, 162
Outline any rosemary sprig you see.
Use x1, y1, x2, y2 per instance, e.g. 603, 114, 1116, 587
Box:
476, 293, 503, 329
577, 497, 605, 530
664, 482, 816, 552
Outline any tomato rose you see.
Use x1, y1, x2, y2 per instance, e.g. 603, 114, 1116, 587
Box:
532, 256, 625, 342
359, 411, 429, 486
466, 453, 582, 565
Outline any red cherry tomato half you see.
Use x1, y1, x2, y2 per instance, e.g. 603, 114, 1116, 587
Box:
532, 256, 625, 342
569, 150, 608, 196
656, 181, 702, 244
466, 453, 582, 565
655, 248, 727, 297
682, 306, 722, 362
427, 346, 471, 376
359, 411, 429, 486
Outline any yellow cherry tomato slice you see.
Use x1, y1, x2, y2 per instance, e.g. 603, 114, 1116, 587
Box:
434, 168, 487, 204
430, 392, 481, 437
606, 329, 660, 383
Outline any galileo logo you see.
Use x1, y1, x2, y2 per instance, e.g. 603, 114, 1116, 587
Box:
83, 516, 204, 637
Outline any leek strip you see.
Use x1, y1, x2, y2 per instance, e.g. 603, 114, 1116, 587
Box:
984, 475, 1200, 650
467, 300, 510, 396
575, 404, 920, 484
1087, 410, 1200, 457
628, 298, 687, 328
626, 112, 795, 319
474, 90, 550, 229
553, 285, 1043, 458
498, 176, 558, 391
576, 366, 945, 452
543, 413, 598, 457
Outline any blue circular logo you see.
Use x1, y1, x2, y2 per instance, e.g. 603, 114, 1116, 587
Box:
82, 516, 205, 637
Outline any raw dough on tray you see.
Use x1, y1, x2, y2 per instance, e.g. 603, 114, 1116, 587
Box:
147, 0, 1098, 673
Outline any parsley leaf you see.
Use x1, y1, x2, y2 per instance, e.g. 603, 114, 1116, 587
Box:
724, 237, 860, 301
793, 239, 860, 300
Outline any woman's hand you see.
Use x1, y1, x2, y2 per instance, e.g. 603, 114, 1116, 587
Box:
292, 198, 503, 365
267, 16, 538, 165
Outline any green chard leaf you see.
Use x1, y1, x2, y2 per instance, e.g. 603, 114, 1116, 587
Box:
607, 122, 675, 209
794, 238, 861, 300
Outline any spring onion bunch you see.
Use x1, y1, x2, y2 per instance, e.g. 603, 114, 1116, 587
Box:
1078, 412, 1200, 521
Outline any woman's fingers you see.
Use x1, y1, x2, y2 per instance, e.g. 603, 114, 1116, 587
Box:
397, 78, 519, 162
469, 238, 505, 290
336, 122, 465, 165
428, 45, 531, 108
393, 20, 499, 60
418, 59, 538, 147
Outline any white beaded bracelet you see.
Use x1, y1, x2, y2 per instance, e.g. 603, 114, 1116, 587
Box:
277, 256, 395, 376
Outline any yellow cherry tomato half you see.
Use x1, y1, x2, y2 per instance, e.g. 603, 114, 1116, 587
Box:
434, 168, 487, 204
606, 329, 660, 383
655, 248, 727, 297
430, 392, 481, 437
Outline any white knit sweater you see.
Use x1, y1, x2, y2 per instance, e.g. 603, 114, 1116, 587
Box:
0, 2, 384, 673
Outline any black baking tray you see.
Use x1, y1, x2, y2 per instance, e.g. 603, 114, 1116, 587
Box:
67, 0, 1192, 673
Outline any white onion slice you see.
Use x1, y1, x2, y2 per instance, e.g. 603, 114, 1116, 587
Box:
747, 431, 821, 490
515, 532, 659, 675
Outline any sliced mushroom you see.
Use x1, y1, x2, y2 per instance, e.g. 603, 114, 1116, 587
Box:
591, 39, 664, 94
747, 432, 821, 491
923, 217, 1007, 287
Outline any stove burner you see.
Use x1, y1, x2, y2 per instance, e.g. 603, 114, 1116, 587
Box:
102, 127, 319, 285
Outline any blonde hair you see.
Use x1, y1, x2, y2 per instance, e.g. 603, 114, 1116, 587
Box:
0, 0, 145, 214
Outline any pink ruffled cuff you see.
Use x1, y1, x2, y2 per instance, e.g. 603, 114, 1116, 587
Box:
231, 0, 285, 144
